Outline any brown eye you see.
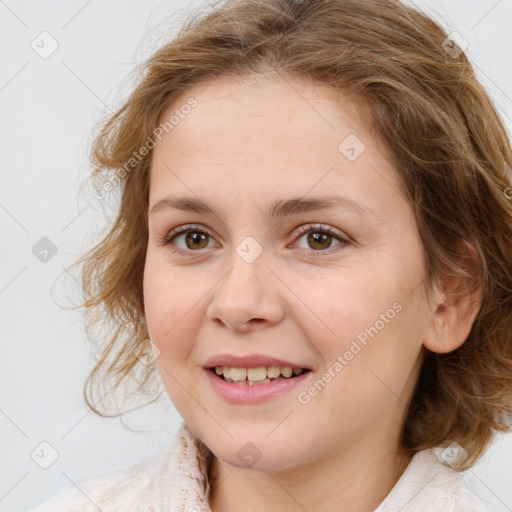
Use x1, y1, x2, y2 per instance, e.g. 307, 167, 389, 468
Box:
181, 231, 210, 250
160, 222, 350, 257
162, 224, 216, 253
293, 223, 350, 254
306, 231, 335, 250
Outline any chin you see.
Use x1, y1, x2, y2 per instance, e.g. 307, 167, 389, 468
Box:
201, 429, 307, 473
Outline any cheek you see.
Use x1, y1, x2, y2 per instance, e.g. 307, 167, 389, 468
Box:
297, 264, 424, 396
297, 269, 400, 358
143, 263, 204, 413
142, 257, 213, 365
143, 253, 192, 335
143, 267, 172, 343
322, 294, 425, 414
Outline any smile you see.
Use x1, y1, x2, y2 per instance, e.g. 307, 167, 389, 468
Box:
212, 365, 308, 385
205, 366, 312, 403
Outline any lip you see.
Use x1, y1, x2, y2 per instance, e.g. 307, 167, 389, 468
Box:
205, 367, 312, 404
203, 353, 311, 370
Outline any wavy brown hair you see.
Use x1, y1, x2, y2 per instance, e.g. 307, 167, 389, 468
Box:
67, 0, 512, 470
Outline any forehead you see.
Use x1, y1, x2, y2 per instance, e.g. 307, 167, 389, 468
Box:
149, 74, 404, 217
155, 74, 366, 162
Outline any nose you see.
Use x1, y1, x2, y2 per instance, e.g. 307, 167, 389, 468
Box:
205, 249, 285, 333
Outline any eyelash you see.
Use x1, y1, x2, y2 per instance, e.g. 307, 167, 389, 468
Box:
159, 223, 351, 257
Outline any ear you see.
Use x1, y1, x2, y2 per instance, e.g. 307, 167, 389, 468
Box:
423, 241, 483, 354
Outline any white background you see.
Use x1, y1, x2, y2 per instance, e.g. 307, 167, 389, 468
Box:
1, 1, 511, 511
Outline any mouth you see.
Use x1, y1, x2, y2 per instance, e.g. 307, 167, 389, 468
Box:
209, 365, 312, 386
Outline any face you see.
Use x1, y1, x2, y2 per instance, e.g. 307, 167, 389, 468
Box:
143, 73, 435, 472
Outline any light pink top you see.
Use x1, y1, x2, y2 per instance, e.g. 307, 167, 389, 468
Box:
27, 421, 491, 512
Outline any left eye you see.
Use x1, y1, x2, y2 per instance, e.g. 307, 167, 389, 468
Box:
293, 224, 348, 252
160, 223, 350, 255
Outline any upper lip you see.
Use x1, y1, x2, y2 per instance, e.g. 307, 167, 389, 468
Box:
204, 353, 311, 370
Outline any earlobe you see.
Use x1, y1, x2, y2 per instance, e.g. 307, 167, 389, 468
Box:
423, 242, 483, 354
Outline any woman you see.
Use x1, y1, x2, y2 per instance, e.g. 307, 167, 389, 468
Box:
28, 0, 512, 510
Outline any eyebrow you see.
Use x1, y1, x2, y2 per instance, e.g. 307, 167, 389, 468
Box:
148, 194, 382, 222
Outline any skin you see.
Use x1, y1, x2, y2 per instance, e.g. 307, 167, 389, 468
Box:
143, 73, 481, 512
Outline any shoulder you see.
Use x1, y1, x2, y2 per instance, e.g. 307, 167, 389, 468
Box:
375, 448, 493, 512
25, 425, 194, 512
26, 451, 165, 512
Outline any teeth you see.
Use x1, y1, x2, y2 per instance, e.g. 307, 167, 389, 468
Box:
229, 367, 247, 381
267, 366, 281, 378
213, 365, 305, 382
249, 378, 270, 386
281, 367, 293, 378
247, 367, 267, 381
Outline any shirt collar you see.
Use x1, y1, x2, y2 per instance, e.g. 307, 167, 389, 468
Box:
169, 421, 478, 512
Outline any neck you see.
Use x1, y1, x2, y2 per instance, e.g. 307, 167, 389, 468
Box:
207, 440, 413, 512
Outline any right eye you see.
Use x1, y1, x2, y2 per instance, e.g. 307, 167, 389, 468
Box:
160, 224, 218, 254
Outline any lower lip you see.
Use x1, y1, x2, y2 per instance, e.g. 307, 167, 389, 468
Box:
204, 368, 312, 404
